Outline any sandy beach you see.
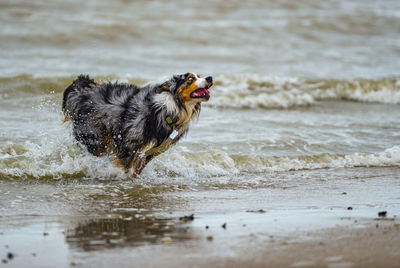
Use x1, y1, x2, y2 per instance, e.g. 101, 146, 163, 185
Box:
1, 167, 400, 267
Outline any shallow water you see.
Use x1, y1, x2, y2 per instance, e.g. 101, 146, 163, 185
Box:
1, 0, 400, 266
1, 75, 399, 180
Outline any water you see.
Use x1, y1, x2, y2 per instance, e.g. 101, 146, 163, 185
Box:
1, 0, 400, 266
1, 0, 400, 78
1, 75, 399, 180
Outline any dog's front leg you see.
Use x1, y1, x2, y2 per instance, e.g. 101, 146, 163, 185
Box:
132, 157, 146, 177
130, 141, 156, 177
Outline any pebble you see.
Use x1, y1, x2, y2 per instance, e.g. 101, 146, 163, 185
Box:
378, 211, 387, 217
179, 214, 194, 222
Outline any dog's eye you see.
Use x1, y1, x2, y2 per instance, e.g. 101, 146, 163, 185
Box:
188, 77, 195, 82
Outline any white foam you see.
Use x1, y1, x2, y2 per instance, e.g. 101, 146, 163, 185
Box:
150, 146, 400, 176
1, 137, 399, 180
206, 75, 400, 109
0, 127, 126, 180
144, 150, 239, 178
235, 146, 400, 172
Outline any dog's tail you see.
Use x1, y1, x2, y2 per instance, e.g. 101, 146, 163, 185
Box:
62, 75, 96, 121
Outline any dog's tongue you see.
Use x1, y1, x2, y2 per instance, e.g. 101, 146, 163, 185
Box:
192, 88, 211, 98
199, 88, 209, 96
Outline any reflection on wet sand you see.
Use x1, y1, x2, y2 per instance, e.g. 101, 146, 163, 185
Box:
65, 213, 194, 251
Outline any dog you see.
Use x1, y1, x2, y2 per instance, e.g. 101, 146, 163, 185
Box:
62, 73, 213, 176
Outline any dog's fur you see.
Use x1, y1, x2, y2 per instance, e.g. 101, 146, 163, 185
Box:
62, 73, 213, 176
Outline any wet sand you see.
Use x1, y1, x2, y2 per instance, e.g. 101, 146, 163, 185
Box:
2, 216, 399, 267
1, 167, 399, 267
74, 218, 400, 268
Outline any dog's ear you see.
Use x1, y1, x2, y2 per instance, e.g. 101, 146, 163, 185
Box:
156, 81, 171, 93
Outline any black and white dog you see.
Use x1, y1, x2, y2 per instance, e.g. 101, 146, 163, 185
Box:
62, 73, 213, 176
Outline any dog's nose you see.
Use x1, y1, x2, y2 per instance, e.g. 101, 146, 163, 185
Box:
205, 76, 213, 83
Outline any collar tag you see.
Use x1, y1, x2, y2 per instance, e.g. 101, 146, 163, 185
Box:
169, 129, 179, 140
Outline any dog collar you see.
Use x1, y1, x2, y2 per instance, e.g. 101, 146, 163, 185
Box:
165, 115, 178, 126
165, 114, 182, 140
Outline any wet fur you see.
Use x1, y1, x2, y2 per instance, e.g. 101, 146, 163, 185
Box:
62, 73, 209, 175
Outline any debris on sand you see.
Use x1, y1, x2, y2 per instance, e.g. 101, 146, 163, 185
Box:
342, 192, 347, 195
179, 214, 195, 222
206, 236, 213, 241
374, 217, 394, 221
7, 252, 14, 260
378, 211, 387, 217
374, 211, 394, 221
222, 223, 227, 229
246, 209, 266, 213
347, 207, 353, 210
205, 225, 209, 229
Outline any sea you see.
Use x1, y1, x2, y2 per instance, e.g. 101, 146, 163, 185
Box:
0, 0, 399, 266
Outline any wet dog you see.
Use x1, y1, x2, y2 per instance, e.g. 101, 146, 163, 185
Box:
62, 73, 213, 176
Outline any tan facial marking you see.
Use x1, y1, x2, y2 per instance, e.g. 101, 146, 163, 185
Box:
156, 81, 171, 93
178, 73, 199, 103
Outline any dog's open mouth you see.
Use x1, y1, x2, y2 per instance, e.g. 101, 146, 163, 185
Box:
190, 88, 210, 99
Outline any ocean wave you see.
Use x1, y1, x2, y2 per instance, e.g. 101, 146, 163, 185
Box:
1, 75, 398, 108
0, 75, 147, 100
208, 74, 400, 109
151, 146, 400, 176
1, 134, 399, 180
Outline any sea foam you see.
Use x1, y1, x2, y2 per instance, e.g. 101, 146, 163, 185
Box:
1, 132, 399, 180
207, 75, 400, 109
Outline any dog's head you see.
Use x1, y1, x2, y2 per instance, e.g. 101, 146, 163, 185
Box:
158, 73, 213, 103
